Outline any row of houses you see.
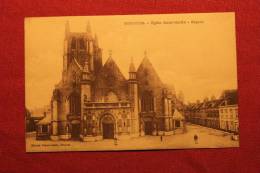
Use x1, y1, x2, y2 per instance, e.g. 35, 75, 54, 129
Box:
184, 89, 238, 133
25, 105, 52, 139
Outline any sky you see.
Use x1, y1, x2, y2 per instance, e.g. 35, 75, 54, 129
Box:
25, 12, 237, 109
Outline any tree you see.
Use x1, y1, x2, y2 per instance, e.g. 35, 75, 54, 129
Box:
211, 95, 216, 100
203, 97, 209, 102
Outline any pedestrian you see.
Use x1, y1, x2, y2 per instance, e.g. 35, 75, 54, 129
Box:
114, 137, 118, 146
194, 134, 198, 144
160, 135, 163, 142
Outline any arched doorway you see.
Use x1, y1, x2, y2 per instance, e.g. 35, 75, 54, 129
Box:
144, 121, 153, 135
101, 115, 115, 139
71, 120, 80, 140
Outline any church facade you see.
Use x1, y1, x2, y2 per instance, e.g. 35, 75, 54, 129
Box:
50, 22, 181, 141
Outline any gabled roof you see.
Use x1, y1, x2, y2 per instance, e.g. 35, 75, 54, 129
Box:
94, 57, 127, 88
137, 57, 164, 89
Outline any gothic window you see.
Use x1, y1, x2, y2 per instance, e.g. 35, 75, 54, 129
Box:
79, 38, 85, 49
141, 91, 154, 112
69, 92, 81, 116
71, 37, 76, 49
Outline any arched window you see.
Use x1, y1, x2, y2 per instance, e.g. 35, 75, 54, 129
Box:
141, 91, 154, 112
79, 38, 85, 49
69, 92, 81, 116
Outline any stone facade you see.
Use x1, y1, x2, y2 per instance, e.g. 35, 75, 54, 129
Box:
50, 22, 180, 141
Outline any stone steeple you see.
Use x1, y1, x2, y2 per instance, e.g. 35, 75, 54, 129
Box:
129, 57, 137, 80
129, 57, 136, 73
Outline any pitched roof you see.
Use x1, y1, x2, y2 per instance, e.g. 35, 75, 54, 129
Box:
137, 57, 164, 89
221, 89, 238, 105
94, 57, 127, 88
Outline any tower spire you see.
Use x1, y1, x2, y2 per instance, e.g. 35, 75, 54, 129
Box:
129, 57, 136, 72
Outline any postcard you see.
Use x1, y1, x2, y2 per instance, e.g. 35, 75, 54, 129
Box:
25, 12, 239, 152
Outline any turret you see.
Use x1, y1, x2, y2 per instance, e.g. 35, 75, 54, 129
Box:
163, 88, 173, 132
80, 59, 92, 140
128, 58, 139, 137
50, 89, 60, 140
129, 57, 137, 80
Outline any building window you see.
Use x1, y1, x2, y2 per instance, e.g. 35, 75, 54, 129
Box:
141, 91, 154, 112
69, 92, 81, 116
79, 38, 85, 49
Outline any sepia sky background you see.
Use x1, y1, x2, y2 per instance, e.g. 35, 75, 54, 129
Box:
25, 13, 237, 109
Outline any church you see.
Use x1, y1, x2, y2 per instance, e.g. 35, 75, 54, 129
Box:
48, 22, 184, 141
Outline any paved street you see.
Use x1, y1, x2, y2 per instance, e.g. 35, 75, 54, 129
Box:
26, 123, 239, 152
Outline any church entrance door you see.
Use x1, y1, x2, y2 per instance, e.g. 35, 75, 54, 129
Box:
144, 121, 153, 135
71, 123, 80, 140
102, 115, 115, 139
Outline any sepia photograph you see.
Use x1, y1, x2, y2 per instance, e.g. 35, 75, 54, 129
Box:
25, 12, 239, 152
